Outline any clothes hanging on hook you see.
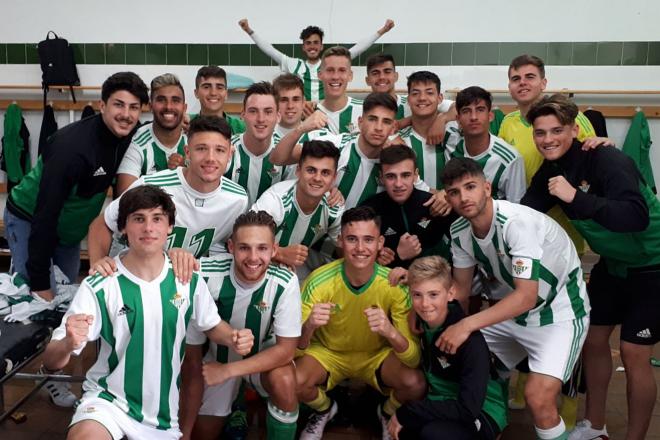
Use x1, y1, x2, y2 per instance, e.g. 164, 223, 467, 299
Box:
622, 110, 656, 194
80, 104, 95, 120
1, 103, 32, 191
584, 109, 608, 137
38, 103, 58, 157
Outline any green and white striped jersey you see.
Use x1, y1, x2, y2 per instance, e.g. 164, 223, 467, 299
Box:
444, 122, 527, 203
396, 94, 412, 120
225, 133, 287, 206
275, 124, 298, 181
450, 200, 590, 326
251, 179, 343, 248
310, 132, 429, 209
51, 255, 221, 430
281, 56, 324, 102
398, 125, 449, 190
104, 168, 248, 257
117, 123, 187, 178
199, 254, 301, 364
317, 97, 363, 135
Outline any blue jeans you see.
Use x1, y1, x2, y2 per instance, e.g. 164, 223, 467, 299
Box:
4, 206, 80, 289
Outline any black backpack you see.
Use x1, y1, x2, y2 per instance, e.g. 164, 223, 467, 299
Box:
37, 31, 80, 106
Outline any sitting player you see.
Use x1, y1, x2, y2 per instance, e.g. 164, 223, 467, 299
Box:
387, 256, 507, 440
295, 206, 425, 439
42, 185, 253, 440
182, 211, 302, 440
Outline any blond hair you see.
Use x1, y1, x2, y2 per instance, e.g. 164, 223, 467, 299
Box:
407, 256, 452, 289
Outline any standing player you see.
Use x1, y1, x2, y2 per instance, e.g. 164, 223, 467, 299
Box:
116, 73, 187, 194
224, 81, 285, 206
183, 211, 302, 440
361, 145, 454, 268
386, 256, 507, 440
191, 65, 245, 135
521, 94, 659, 440
397, 71, 450, 191
87, 116, 248, 268
238, 18, 394, 105
43, 185, 253, 440
295, 206, 425, 440
252, 140, 343, 279
439, 157, 590, 440
446, 86, 525, 203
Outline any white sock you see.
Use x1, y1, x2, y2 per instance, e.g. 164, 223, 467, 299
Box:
536, 418, 566, 439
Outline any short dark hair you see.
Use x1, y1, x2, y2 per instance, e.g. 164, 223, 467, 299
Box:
526, 94, 579, 126
300, 26, 324, 42
101, 72, 148, 105
407, 71, 441, 94
456, 86, 493, 111
273, 73, 304, 101
380, 144, 417, 167
232, 210, 277, 237
117, 185, 175, 235
366, 53, 396, 73
195, 65, 227, 88
243, 81, 275, 107
299, 140, 340, 169
508, 54, 545, 79
362, 92, 397, 115
341, 206, 381, 229
441, 157, 486, 187
188, 115, 231, 142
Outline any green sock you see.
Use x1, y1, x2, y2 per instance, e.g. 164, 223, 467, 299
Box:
266, 401, 298, 440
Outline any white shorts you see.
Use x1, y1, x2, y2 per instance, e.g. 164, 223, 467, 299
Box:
70, 396, 180, 440
198, 372, 268, 417
482, 315, 589, 383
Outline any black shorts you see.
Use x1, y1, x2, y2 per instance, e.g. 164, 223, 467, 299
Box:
587, 260, 660, 345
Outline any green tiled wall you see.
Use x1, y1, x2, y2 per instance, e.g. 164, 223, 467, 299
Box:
2, 41, 659, 66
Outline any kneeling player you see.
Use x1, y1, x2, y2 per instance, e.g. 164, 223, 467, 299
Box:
439, 158, 590, 440
295, 206, 425, 439
183, 211, 302, 440
43, 185, 253, 440
387, 256, 507, 440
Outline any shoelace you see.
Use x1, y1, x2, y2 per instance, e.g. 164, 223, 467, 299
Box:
304, 413, 325, 432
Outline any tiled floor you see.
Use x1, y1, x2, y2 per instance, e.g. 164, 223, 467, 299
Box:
1, 331, 658, 439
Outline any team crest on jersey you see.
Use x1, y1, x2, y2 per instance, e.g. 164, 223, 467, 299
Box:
312, 224, 323, 234
512, 257, 533, 279
437, 356, 451, 369
418, 218, 431, 229
578, 180, 590, 193
195, 198, 205, 207
346, 123, 358, 133
254, 301, 270, 314
169, 292, 187, 309
267, 167, 280, 177
331, 303, 341, 314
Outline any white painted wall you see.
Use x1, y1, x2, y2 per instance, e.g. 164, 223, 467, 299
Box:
1, 0, 659, 183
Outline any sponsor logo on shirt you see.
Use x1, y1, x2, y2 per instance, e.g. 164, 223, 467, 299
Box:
418, 218, 431, 229
384, 227, 397, 236
93, 167, 107, 177
117, 304, 133, 316
267, 167, 280, 177
195, 198, 205, 207
578, 180, 590, 193
169, 292, 186, 309
84, 406, 97, 413
512, 257, 533, 279
254, 301, 270, 314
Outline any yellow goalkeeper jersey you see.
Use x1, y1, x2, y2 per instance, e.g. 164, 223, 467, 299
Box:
301, 259, 420, 368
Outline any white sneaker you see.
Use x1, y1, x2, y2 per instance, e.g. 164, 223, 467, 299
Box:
568, 419, 609, 440
377, 404, 393, 440
39, 367, 78, 407
300, 400, 338, 440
